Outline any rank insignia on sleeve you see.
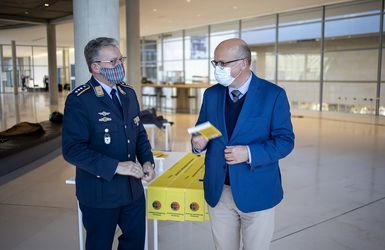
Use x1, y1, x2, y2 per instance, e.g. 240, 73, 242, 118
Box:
95, 86, 104, 97
99, 117, 112, 122
133, 116, 140, 126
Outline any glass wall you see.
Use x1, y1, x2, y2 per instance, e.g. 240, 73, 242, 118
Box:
141, 35, 159, 83
69, 48, 75, 88
323, 0, 381, 114
0, 44, 73, 93
242, 15, 276, 81
162, 31, 184, 83
278, 8, 322, 111
1, 45, 16, 91
141, 0, 385, 116
185, 27, 209, 83
31, 46, 48, 89
17, 46, 33, 90
210, 21, 239, 83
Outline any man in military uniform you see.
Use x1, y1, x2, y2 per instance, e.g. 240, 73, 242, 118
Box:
62, 37, 155, 250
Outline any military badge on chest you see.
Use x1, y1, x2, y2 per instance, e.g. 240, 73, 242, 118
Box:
104, 128, 111, 144
98, 111, 113, 144
98, 111, 112, 122
133, 116, 140, 126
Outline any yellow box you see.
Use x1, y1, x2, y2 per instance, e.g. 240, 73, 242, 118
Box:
205, 201, 210, 221
165, 154, 203, 221
147, 166, 179, 220
148, 153, 197, 220
147, 153, 207, 221
147, 153, 191, 220
147, 186, 168, 220
185, 157, 205, 221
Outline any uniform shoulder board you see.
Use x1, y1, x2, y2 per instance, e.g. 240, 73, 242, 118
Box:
72, 84, 91, 96
118, 82, 133, 89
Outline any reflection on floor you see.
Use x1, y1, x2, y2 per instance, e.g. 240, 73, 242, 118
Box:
0, 92, 385, 250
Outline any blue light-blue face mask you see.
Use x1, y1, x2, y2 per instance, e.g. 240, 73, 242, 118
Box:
99, 63, 125, 84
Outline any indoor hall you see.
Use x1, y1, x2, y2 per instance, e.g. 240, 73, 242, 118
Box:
1, 0, 385, 249
0, 92, 385, 250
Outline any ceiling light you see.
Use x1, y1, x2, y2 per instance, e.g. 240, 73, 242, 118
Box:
153, 8, 157, 12
44, 3, 50, 7
186, 0, 191, 3
25, 11, 29, 14
233, 6, 238, 10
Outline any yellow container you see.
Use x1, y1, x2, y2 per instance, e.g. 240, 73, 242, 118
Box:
185, 157, 205, 221
147, 153, 206, 221
147, 153, 195, 220
165, 154, 203, 221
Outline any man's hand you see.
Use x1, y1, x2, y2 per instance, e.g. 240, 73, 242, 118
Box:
224, 146, 249, 164
116, 161, 144, 179
142, 161, 156, 182
191, 135, 209, 150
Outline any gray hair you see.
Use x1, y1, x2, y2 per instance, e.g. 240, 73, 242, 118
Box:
239, 44, 251, 66
84, 37, 119, 73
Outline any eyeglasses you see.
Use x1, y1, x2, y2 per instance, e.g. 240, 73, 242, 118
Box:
211, 58, 245, 69
94, 57, 127, 66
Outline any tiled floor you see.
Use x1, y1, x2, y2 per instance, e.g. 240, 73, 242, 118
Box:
0, 92, 385, 250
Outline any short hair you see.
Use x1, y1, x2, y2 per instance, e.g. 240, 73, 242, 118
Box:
84, 37, 119, 73
239, 44, 251, 66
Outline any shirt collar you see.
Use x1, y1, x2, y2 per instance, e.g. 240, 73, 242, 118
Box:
228, 72, 252, 99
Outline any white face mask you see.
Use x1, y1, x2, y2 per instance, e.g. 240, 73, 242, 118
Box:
214, 66, 234, 87
214, 66, 242, 87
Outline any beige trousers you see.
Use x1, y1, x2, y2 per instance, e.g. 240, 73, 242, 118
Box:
208, 185, 275, 250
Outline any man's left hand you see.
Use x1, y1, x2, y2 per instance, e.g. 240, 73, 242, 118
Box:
142, 161, 156, 182
224, 146, 249, 164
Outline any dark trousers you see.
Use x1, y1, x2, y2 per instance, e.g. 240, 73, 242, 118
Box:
79, 195, 145, 250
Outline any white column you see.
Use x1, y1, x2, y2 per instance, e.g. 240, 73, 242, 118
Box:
47, 23, 58, 106
64, 48, 70, 87
125, 0, 141, 103
73, 0, 120, 87
0, 45, 3, 93
62, 48, 66, 86
11, 40, 18, 95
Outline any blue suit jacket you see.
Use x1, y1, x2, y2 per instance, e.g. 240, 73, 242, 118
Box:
196, 73, 295, 212
62, 77, 154, 208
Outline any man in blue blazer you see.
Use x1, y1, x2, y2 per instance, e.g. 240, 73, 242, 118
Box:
192, 38, 294, 250
62, 37, 155, 250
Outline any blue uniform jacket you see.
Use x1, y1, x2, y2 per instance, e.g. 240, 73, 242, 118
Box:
62, 77, 154, 208
196, 73, 295, 212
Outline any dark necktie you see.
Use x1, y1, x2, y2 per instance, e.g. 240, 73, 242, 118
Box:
110, 89, 123, 114
231, 90, 242, 103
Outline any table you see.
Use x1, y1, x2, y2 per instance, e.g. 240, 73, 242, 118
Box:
65, 152, 186, 250
143, 122, 171, 151
142, 83, 212, 113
